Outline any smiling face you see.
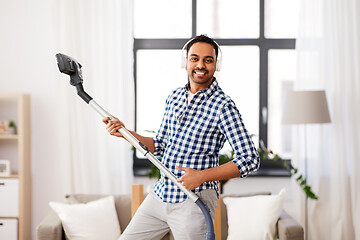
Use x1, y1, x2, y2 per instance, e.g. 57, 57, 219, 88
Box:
186, 42, 217, 93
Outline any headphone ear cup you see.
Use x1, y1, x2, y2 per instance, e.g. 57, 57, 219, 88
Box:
181, 49, 187, 68
216, 59, 222, 71
181, 53, 186, 68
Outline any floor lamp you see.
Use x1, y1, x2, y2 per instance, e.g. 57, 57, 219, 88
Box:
282, 90, 331, 240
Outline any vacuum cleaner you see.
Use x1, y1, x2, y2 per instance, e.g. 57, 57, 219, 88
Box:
55, 53, 215, 240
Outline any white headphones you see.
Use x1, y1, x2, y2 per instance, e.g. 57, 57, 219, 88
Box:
180, 37, 222, 72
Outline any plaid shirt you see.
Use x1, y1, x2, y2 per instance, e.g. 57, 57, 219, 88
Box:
153, 79, 259, 203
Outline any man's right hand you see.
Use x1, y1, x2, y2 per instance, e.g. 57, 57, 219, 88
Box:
102, 116, 125, 138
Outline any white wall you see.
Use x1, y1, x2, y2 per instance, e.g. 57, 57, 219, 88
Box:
0, 1, 72, 239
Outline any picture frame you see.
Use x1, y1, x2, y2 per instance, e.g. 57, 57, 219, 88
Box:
0, 160, 11, 176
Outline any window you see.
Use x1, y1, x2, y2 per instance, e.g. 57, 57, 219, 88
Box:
133, 0, 298, 176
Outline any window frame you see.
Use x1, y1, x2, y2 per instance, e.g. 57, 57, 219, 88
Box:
133, 0, 295, 177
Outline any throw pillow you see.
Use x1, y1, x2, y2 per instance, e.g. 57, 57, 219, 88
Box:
49, 195, 121, 240
223, 188, 286, 240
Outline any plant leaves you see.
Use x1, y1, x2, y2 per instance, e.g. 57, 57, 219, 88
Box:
296, 175, 303, 181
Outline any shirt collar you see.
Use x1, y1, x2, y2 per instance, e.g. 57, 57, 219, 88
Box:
184, 77, 218, 98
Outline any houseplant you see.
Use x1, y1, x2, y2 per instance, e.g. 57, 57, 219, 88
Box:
8, 120, 16, 134
257, 140, 318, 200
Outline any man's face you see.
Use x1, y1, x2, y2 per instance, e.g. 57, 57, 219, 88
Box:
186, 42, 217, 89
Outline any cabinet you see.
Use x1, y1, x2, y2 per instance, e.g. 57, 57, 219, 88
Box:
0, 94, 30, 240
0, 219, 18, 239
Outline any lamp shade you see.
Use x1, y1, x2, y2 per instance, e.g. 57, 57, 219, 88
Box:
282, 90, 331, 124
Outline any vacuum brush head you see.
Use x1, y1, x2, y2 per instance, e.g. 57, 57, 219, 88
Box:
56, 53, 83, 86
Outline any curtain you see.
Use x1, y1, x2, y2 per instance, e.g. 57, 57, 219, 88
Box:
53, 0, 134, 195
295, 0, 360, 239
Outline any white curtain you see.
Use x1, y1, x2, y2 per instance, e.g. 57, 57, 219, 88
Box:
53, 0, 134, 195
295, 0, 360, 239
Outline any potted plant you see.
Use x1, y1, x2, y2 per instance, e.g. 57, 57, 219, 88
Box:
8, 120, 16, 135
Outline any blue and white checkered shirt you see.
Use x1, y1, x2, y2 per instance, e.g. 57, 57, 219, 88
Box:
153, 79, 259, 203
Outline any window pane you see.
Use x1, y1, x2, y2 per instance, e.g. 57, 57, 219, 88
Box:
265, 0, 299, 38
197, 0, 259, 38
268, 50, 297, 157
134, 0, 192, 38
216, 46, 259, 151
136, 50, 187, 157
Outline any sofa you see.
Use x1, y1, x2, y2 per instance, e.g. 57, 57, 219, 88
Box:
37, 185, 304, 240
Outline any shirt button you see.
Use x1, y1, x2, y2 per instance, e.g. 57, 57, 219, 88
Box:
172, 146, 175, 149
178, 129, 181, 132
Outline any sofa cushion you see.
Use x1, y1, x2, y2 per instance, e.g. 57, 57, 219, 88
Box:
65, 193, 132, 233
49, 196, 121, 240
223, 189, 286, 240
220, 192, 271, 239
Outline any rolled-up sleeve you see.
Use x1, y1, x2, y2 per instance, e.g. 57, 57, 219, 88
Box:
152, 97, 170, 158
218, 103, 260, 177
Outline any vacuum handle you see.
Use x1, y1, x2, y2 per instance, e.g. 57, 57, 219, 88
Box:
88, 100, 200, 203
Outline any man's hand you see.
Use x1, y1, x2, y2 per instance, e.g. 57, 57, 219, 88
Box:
176, 166, 204, 190
102, 116, 125, 138
176, 162, 241, 190
102, 117, 156, 153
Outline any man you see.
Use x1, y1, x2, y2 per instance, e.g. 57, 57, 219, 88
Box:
103, 35, 259, 239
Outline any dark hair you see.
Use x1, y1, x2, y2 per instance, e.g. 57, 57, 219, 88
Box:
185, 34, 219, 58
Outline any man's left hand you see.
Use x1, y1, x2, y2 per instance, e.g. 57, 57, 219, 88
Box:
176, 166, 204, 190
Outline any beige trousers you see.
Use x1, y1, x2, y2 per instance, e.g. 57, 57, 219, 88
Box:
120, 189, 217, 240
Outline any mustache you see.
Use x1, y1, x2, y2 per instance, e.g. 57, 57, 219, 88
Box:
193, 68, 208, 72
